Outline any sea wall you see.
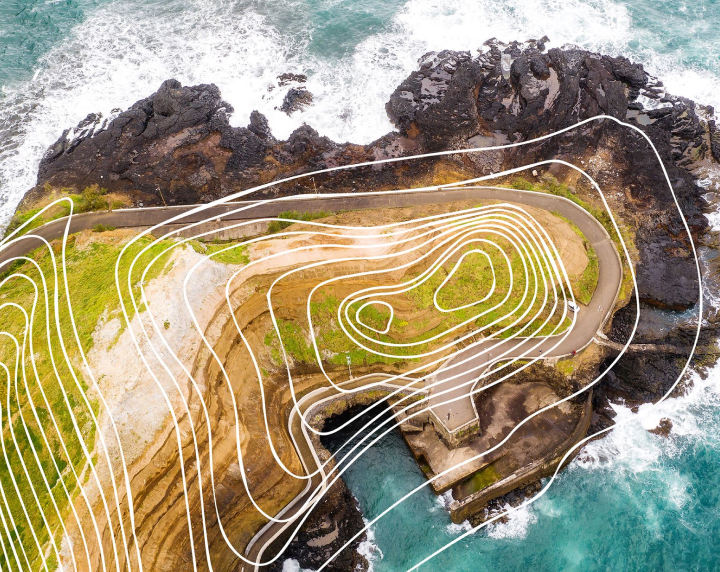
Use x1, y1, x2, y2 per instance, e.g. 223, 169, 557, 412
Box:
449, 391, 594, 523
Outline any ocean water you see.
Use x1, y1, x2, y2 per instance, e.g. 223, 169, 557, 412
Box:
323, 370, 720, 571
2, 1, 720, 570
1, 0, 720, 228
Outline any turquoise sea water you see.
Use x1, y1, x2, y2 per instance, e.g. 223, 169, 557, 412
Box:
324, 380, 720, 571
1, 1, 720, 570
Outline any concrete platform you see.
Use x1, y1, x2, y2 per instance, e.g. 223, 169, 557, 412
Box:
403, 380, 583, 494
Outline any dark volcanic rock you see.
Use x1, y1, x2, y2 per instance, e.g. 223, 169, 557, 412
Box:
649, 417, 673, 437
635, 229, 699, 310
30, 44, 713, 250
386, 50, 483, 149
468, 480, 543, 527
248, 110, 274, 140
277, 72, 308, 87
266, 479, 368, 572
33, 79, 262, 205
600, 353, 685, 403
280, 87, 314, 115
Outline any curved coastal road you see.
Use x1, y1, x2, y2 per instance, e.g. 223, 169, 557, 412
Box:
0, 186, 623, 570
428, 189, 622, 433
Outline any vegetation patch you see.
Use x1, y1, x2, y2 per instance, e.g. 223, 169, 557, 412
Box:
267, 210, 334, 234
509, 175, 633, 250
402, 237, 571, 340
508, 176, 634, 304
188, 240, 250, 265
556, 358, 575, 376
575, 245, 599, 305
550, 211, 599, 305
92, 224, 116, 233
5, 185, 114, 238
456, 463, 502, 497
0, 233, 173, 570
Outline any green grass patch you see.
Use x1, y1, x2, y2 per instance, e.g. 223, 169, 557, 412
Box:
457, 463, 502, 497
355, 302, 392, 333
267, 210, 334, 234
510, 176, 619, 243
575, 244, 599, 305
188, 240, 249, 265
556, 358, 575, 376
265, 293, 418, 369
403, 238, 570, 340
5, 185, 112, 238
511, 175, 633, 306
0, 232, 173, 570
204, 242, 250, 265
92, 224, 116, 233
550, 211, 599, 305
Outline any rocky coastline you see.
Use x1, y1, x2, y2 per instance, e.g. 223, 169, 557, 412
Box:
19, 38, 720, 571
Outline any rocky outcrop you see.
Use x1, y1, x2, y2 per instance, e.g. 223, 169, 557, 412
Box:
266, 480, 368, 572
280, 87, 314, 114
649, 417, 673, 437
386, 50, 483, 149
27, 41, 714, 309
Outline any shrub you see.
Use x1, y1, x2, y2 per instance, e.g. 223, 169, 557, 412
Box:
75, 184, 109, 213
92, 224, 116, 233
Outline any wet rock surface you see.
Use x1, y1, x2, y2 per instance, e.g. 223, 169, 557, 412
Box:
649, 417, 673, 437
468, 480, 543, 528
279, 86, 314, 114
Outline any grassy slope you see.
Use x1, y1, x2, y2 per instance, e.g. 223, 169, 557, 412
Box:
550, 211, 599, 305
508, 176, 633, 303
0, 230, 253, 570
265, 229, 576, 369
0, 233, 178, 571
4, 186, 124, 239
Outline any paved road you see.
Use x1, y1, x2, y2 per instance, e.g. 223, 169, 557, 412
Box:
0, 186, 622, 570
426, 188, 622, 433
238, 187, 621, 569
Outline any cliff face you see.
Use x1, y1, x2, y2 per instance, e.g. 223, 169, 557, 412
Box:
24, 39, 720, 570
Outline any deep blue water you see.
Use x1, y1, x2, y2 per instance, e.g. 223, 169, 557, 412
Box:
1, 1, 720, 570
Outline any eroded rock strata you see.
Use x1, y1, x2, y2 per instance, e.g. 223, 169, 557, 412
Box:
22, 39, 720, 571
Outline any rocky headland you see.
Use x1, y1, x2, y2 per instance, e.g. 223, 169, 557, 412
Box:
17, 38, 720, 571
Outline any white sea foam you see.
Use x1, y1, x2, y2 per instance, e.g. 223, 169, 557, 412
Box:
486, 503, 537, 539
356, 519, 383, 571
573, 363, 720, 480
436, 490, 454, 510
282, 558, 315, 572
446, 520, 473, 535
2, 0, 720, 232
